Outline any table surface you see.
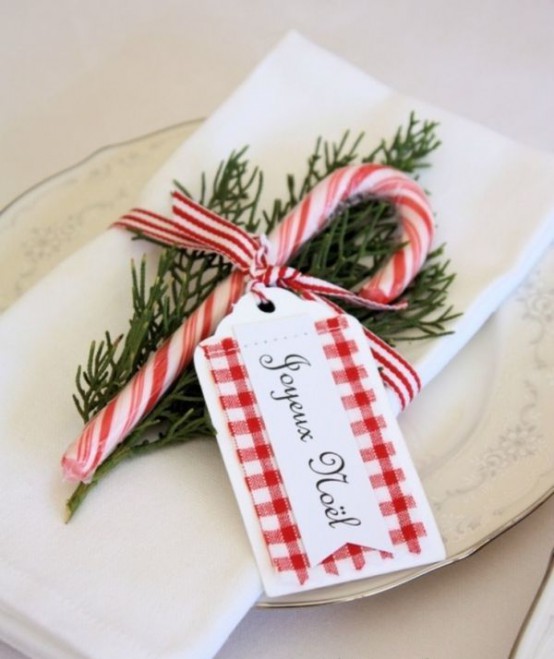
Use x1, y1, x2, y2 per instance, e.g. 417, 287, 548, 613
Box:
1, 1, 553, 657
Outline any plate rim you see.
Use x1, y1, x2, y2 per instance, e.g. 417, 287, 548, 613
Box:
0, 116, 205, 217
1, 123, 552, 610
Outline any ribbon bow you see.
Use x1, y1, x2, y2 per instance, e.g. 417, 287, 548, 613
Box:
118, 190, 404, 313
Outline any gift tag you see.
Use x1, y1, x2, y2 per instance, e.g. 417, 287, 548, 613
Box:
194, 288, 445, 597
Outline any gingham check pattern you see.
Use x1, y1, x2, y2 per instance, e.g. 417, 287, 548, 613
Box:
202, 314, 427, 586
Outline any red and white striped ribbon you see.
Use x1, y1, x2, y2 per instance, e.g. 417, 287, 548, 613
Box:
61, 164, 434, 483
120, 191, 404, 312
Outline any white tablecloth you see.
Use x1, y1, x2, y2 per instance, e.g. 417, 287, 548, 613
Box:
1, 2, 553, 657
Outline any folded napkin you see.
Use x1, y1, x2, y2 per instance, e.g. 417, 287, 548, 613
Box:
1, 32, 554, 659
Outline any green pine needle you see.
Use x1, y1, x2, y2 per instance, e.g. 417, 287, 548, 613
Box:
66, 113, 457, 519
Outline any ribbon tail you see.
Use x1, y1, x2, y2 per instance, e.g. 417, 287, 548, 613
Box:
299, 292, 419, 410
287, 273, 407, 312
362, 326, 421, 410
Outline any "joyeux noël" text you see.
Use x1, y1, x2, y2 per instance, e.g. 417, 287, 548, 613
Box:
259, 353, 361, 530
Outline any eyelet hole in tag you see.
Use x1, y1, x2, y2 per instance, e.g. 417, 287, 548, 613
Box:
256, 299, 276, 313
194, 287, 445, 597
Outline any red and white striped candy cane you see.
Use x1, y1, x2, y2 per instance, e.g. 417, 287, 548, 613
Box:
61, 164, 434, 482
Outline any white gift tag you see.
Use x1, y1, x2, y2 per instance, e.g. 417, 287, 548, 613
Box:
194, 288, 445, 597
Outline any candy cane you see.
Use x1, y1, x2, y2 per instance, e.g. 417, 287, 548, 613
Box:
62, 164, 434, 482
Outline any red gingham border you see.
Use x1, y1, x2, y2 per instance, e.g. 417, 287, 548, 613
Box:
202, 314, 426, 586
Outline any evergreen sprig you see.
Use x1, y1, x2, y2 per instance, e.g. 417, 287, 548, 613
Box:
66, 113, 457, 519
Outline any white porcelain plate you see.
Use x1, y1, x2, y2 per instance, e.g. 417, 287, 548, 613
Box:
1, 121, 552, 608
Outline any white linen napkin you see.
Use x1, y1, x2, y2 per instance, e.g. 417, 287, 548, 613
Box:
1, 32, 554, 659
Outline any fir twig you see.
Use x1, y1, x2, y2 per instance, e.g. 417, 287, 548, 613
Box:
66, 114, 456, 519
